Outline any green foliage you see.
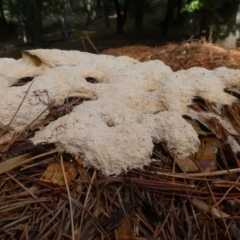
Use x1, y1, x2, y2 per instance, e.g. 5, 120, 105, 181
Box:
182, 0, 203, 12
182, 0, 236, 13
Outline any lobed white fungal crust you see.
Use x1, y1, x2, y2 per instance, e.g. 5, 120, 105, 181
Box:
0, 49, 239, 175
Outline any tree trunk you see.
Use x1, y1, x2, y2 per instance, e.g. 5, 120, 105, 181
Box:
162, 0, 176, 35
103, 0, 110, 27
214, 0, 239, 46
84, 0, 96, 26
69, 0, 74, 10
0, 0, 6, 23
113, 0, 128, 34
122, 0, 128, 28
113, 0, 123, 34
29, 0, 44, 47
176, 0, 183, 24
134, 0, 144, 40
96, 0, 101, 8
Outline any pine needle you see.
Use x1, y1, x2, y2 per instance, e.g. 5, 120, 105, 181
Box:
60, 155, 75, 240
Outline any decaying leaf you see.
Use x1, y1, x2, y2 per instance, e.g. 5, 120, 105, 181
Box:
75, 157, 91, 180
175, 157, 198, 172
116, 218, 148, 240
75, 157, 91, 194
40, 161, 78, 186
195, 137, 218, 172
116, 217, 133, 240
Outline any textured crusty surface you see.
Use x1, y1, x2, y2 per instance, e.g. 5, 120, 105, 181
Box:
0, 49, 239, 175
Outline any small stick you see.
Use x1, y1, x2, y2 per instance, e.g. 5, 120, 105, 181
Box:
86, 35, 100, 54
82, 39, 87, 52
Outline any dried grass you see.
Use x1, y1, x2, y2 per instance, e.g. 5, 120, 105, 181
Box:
1, 40, 240, 239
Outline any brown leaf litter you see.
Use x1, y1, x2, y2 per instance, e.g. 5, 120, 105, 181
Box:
1, 39, 240, 239
102, 38, 240, 71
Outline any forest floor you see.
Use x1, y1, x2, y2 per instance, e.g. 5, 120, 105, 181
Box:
0, 9, 192, 59
0, 7, 237, 60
